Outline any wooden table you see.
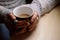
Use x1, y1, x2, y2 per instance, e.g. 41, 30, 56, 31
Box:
11, 5, 60, 40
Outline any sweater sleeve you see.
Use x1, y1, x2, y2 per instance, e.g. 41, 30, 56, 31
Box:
31, 0, 59, 16
0, 6, 10, 15
0, 6, 10, 23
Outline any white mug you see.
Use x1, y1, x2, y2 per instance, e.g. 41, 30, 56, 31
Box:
13, 5, 34, 18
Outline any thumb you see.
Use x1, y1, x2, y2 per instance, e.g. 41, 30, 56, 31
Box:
31, 12, 38, 23
7, 13, 16, 21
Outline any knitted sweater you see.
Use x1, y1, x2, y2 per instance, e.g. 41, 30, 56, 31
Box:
0, 0, 59, 16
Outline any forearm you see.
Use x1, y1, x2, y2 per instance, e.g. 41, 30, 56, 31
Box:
30, 3, 42, 17
32, 0, 59, 15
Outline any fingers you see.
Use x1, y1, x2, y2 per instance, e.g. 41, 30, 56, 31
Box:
13, 11, 39, 34
31, 12, 38, 23
15, 21, 24, 29
7, 13, 16, 21
15, 27, 26, 35
15, 21, 30, 29
15, 20, 27, 29
15, 21, 31, 35
28, 17, 39, 31
28, 11, 39, 31
16, 20, 26, 26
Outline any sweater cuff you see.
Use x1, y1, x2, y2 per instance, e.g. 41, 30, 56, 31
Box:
30, 3, 42, 17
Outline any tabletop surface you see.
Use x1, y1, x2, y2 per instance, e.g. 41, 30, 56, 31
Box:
11, 5, 60, 40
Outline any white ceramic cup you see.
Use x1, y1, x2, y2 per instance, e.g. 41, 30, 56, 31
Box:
13, 5, 34, 18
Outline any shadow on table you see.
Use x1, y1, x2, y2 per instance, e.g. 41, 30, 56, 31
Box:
11, 27, 36, 40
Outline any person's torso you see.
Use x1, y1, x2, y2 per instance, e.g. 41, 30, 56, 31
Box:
0, 0, 26, 10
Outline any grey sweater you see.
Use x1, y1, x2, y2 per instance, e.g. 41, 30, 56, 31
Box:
0, 0, 59, 16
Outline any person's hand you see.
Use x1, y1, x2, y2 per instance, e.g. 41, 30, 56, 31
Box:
5, 13, 30, 34
27, 11, 39, 31
14, 11, 39, 35
5, 11, 39, 35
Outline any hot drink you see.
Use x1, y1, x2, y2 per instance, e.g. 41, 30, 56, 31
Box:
18, 13, 30, 18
